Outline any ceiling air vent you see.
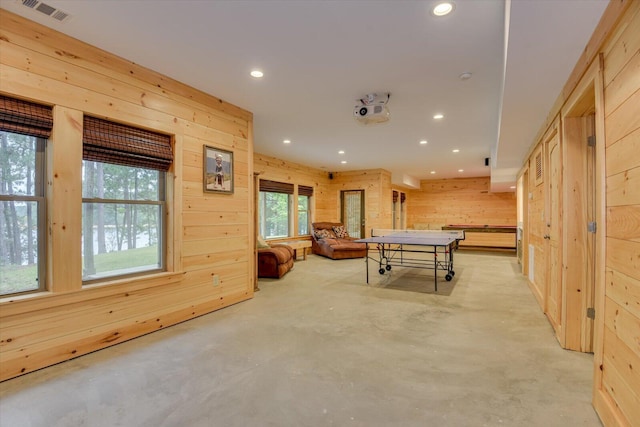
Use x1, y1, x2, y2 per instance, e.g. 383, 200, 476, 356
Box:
20, 0, 71, 22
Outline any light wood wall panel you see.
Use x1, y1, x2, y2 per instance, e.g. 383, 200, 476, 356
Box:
250, 162, 514, 245
253, 153, 330, 238
406, 177, 516, 230
598, 2, 640, 424
459, 232, 516, 249
329, 169, 393, 235
0, 10, 253, 380
251, 158, 393, 238
47, 106, 83, 293
517, 1, 640, 424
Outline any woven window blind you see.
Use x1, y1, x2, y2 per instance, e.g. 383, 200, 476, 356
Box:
298, 185, 314, 197
259, 179, 294, 194
392, 190, 398, 203
83, 116, 173, 171
0, 95, 53, 138
400, 193, 406, 203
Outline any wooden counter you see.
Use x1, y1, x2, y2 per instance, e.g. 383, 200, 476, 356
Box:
442, 225, 517, 249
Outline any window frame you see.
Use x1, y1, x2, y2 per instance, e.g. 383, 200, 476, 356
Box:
297, 193, 310, 236
81, 161, 167, 285
258, 190, 292, 239
0, 134, 47, 296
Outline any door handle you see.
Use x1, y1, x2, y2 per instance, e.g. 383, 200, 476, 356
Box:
543, 235, 550, 240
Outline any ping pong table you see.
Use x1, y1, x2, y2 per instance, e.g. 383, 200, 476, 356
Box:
355, 229, 465, 291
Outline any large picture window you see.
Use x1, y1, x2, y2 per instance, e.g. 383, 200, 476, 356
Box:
259, 180, 293, 239
0, 95, 52, 296
82, 117, 172, 283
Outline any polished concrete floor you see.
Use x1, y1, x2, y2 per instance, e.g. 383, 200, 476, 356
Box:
0, 251, 602, 427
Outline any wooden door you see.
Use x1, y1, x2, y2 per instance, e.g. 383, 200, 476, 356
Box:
546, 132, 562, 332
341, 190, 364, 238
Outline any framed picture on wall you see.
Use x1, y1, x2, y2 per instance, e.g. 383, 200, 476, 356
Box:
203, 145, 234, 194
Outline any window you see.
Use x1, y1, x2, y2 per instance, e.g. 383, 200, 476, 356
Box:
0, 95, 52, 296
400, 192, 406, 230
392, 190, 398, 229
82, 162, 165, 281
0, 133, 46, 295
82, 117, 172, 283
340, 189, 364, 238
259, 180, 293, 239
297, 195, 309, 235
298, 185, 313, 236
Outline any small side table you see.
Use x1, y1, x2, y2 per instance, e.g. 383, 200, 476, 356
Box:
277, 240, 312, 261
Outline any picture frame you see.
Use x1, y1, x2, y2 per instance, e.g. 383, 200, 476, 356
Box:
203, 145, 234, 194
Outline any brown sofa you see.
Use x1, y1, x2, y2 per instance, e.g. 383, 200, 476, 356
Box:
258, 244, 295, 278
311, 222, 367, 260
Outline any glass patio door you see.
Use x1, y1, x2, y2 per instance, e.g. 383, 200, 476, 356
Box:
340, 190, 364, 238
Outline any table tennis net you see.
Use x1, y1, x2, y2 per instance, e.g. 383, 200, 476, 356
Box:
370, 229, 465, 240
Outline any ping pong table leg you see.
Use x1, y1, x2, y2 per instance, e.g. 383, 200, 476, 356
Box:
365, 243, 369, 284
434, 247, 438, 292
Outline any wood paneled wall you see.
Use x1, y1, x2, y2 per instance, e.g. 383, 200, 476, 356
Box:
251, 163, 516, 244
252, 158, 395, 237
253, 153, 329, 236
596, 1, 640, 424
0, 11, 254, 380
517, 1, 639, 425
329, 169, 393, 236
406, 177, 517, 230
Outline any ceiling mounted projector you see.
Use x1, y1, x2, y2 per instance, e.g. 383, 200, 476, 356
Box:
354, 92, 390, 125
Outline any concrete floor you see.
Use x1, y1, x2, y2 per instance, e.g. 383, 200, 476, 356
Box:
0, 251, 602, 427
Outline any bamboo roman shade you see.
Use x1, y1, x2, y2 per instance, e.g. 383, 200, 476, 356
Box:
259, 179, 294, 194
83, 116, 173, 171
298, 185, 314, 197
0, 95, 53, 139
392, 190, 398, 203
401, 193, 406, 203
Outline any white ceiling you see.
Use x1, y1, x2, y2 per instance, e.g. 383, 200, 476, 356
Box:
0, 0, 608, 191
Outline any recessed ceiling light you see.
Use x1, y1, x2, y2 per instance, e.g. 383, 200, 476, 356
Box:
433, 114, 444, 120
510, 186, 516, 189
338, 150, 345, 154
458, 169, 464, 172
432, 2, 455, 16
250, 70, 264, 78
283, 139, 291, 144
420, 140, 428, 145
430, 171, 436, 174
341, 160, 347, 164
459, 72, 473, 80
452, 149, 460, 153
